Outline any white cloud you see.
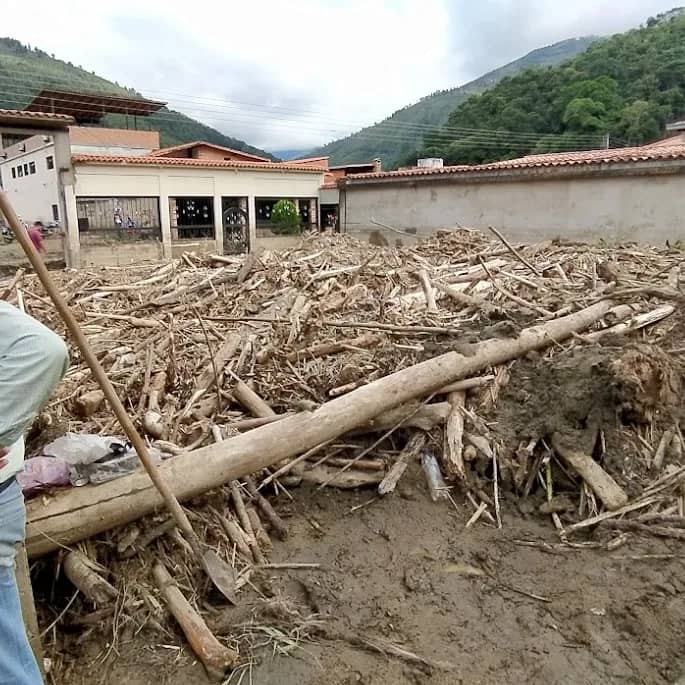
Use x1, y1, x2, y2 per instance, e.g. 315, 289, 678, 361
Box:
0, 0, 678, 151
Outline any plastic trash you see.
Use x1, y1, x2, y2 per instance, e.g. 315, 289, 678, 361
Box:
69, 441, 162, 486
17, 456, 71, 497
421, 450, 449, 502
43, 432, 118, 465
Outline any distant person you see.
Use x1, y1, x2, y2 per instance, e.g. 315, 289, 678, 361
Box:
126, 216, 136, 229
114, 211, 123, 237
27, 222, 45, 254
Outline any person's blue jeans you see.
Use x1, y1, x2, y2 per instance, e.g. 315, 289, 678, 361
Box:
0, 480, 43, 684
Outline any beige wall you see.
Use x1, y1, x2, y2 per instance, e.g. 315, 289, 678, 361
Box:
74, 165, 323, 200
343, 172, 685, 244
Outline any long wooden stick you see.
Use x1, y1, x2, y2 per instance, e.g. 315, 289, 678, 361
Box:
0, 192, 229, 594
153, 562, 238, 681
26, 299, 614, 557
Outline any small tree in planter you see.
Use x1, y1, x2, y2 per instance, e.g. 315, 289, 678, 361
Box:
270, 199, 301, 235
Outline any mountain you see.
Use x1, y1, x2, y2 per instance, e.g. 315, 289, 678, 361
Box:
417, 12, 685, 166
310, 37, 598, 168
271, 148, 313, 161
0, 38, 276, 160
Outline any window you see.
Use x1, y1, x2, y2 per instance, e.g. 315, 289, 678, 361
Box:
29, 161, 36, 175
46, 155, 54, 170
11, 167, 16, 179
17, 166, 23, 178
23, 163, 28, 176
52, 204, 59, 221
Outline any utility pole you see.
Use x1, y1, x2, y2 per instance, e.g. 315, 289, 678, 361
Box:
603, 132, 610, 149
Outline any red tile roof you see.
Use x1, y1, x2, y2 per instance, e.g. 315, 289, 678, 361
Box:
72, 153, 327, 173
344, 143, 685, 182
0, 108, 75, 126
149, 140, 271, 162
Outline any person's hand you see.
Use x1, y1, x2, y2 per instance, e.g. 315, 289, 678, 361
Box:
0, 448, 7, 470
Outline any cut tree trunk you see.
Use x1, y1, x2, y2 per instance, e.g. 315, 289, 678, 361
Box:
153, 562, 238, 681
552, 433, 628, 511
63, 551, 118, 604
26, 300, 613, 557
443, 391, 466, 480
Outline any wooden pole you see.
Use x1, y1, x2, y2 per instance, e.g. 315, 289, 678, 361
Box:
14, 543, 44, 676
26, 300, 614, 557
0, 191, 236, 600
153, 562, 238, 681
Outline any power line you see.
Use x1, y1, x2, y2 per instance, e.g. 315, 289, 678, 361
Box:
0, 77, 607, 146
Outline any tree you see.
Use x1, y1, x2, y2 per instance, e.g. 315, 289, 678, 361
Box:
563, 97, 607, 132
615, 100, 664, 144
270, 200, 301, 235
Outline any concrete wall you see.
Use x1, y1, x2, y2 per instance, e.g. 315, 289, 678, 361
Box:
80, 241, 163, 267
0, 141, 60, 224
342, 171, 685, 244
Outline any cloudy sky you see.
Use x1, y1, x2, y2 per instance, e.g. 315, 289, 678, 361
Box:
1, 0, 679, 152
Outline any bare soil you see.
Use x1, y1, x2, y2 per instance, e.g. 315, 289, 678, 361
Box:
58, 465, 685, 685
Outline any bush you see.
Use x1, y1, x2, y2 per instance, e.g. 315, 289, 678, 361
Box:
270, 199, 301, 235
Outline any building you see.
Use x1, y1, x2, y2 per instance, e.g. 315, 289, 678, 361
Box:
340, 139, 685, 245
1, 92, 327, 267
287, 156, 382, 229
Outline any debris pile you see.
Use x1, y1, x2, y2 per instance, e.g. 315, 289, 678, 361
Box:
3, 227, 685, 680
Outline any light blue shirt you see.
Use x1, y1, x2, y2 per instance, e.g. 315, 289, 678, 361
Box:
0, 301, 69, 481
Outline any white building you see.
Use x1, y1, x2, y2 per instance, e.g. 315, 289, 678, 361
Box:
0, 134, 60, 225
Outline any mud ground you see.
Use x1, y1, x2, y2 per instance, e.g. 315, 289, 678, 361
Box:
59, 461, 685, 685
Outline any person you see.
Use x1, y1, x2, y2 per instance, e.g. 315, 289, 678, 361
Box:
0, 301, 69, 684
27, 222, 45, 254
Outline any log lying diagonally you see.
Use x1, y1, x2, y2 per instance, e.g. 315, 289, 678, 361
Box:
26, 299, 614, 558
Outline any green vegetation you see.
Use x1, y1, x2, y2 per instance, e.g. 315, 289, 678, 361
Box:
414, 13, 685, 166
0, 37, 275, 159
310, 37, 597, 168
270, 199, 301, 234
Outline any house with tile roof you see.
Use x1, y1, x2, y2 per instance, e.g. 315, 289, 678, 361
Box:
0, 109, 326, 267
339, 136, 685, 245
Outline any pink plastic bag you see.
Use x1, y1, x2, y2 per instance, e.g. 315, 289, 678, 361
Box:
17, 457, 71, 497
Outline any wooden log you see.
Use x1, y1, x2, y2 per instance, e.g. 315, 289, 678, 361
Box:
443, 391, 466, 480
153, 562, 238, 681
552, 433, 628, 511
246, 506, 272, 553
353, 402, 450, 434
63, 551, 118, 604
653, 429, 675, 470
26, 300, 614, 557
285, 333, 380, 362
15, 543, 44, 676
233, 380, 275, 419
416, 270, 438, 312
244, 477, 288, 540
74, 389, 105, 418
216, 514, 252, 560
379, 433, 426, 495
196, 334, 241, 392
230, 481, 264, 564
585, 304, 675, 342
433, 281, 499, 316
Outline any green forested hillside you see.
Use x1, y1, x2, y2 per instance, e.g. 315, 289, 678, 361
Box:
0, 38, 275, 159
415, 13, 685, 165
310, 37, 597, 168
